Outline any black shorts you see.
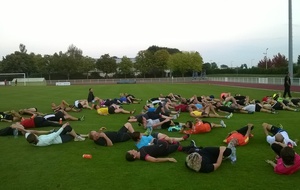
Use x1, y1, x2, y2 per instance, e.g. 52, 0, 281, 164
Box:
108, 106, 115, 114
255, 104, 262, 112
272, 102, 283, 110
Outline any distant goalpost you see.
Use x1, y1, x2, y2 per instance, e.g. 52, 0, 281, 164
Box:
0, 73, 26, 86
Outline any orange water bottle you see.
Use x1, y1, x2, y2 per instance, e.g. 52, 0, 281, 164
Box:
59, 118, 62, 124
82, 154, 92, 159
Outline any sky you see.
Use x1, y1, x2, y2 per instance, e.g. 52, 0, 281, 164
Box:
0, 0, 299, 67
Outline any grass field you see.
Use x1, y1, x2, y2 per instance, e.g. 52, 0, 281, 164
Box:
0, 83, 300, 190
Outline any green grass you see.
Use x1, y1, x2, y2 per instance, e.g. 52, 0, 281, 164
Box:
0, 84, 300, 190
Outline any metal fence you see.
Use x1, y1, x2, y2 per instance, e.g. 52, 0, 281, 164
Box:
45, 76, 300, 86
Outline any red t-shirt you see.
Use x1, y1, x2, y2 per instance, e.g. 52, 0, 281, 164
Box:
174, 104, 188, 112
184, 121, 211, 134
275, 154, 300, 175
20, 118, 35, 128
226, 132, 249, 146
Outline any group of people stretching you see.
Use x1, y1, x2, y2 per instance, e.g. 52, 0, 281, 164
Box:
1, 89, 300, 175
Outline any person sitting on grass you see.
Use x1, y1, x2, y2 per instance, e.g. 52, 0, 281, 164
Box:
223, 123, 254, 146
130, 130, 190, 149
180, 118, 226, 135
23, 122, 86, 146
87, 88, 100, 106
266, 143, 300, 175
185, 141, 237, 173
125, 139, 179, 163
88, 122, 134, 146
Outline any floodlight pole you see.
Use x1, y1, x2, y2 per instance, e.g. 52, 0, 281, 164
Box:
288, 0, 293, 78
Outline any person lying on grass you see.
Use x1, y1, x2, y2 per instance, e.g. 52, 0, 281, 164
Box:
262, 122, 297, 147
43, 109, 85, 122
125, 139, 179, 163
185, 140, 237, 173
0, 122, 52, 137
180, 118, 226, 135
188, 104, 233, 119
18, 107, 46, 117
23, 122, 86, 146
88, 122, 134, 146
130, 129, 190, 149
0, 110, 22, 122
93, 104, 135, 116
223, 123, 254, 146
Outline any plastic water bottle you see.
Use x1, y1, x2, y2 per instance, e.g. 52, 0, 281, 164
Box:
230, 147, 237, 164
59, 118, 62, 124
13, 128, 18, 138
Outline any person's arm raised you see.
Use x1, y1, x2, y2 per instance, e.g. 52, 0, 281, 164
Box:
99, 132, 113, 146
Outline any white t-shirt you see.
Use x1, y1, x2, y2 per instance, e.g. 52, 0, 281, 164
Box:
146, 119, 161, 129
242, 104, 255, 112
25, 127, 64, 146
266, 131, 297, 146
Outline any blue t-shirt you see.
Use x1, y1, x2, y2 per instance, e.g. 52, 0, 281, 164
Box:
136, 135, 154, 149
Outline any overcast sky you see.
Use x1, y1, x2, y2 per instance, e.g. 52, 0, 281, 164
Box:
0, 0, 299, 67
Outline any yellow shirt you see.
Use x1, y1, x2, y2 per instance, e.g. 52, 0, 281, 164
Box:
191, 110, 202, 117
97, 107, 109, 115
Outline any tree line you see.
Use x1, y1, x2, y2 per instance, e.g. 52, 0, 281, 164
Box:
0, 44, 300, 80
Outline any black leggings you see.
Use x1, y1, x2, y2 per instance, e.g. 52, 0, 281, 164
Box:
236, 125, 254, 136
271, 143, 284, 156
60, 125, 74, 143
189, 147, 232, 163
34, 117, 62, 128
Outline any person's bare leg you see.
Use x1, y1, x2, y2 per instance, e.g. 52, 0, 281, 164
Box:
115, 109, 131, 114
283, 105, 297, 111
207, 113, 228, 118
244, 123, 253, 137
262, 122, 272, 136
124, 122, 134, 133
64, 112, 80, 121
211, 122, 222, 128
208, 104, 219, 115
61, 100, 70, 107
260, 108, 272, 113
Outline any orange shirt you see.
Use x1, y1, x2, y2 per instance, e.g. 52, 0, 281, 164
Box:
226, 132, 249, 146
184, 121, 211, 134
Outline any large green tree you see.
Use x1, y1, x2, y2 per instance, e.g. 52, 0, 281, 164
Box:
96, 54, 117, 78
0, 44, 37, 75
134, 50, 153, 78
168, 51, 202, 77
79, 56, 96, 79
153, 49, 170, 77
118, 56, 134, 78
